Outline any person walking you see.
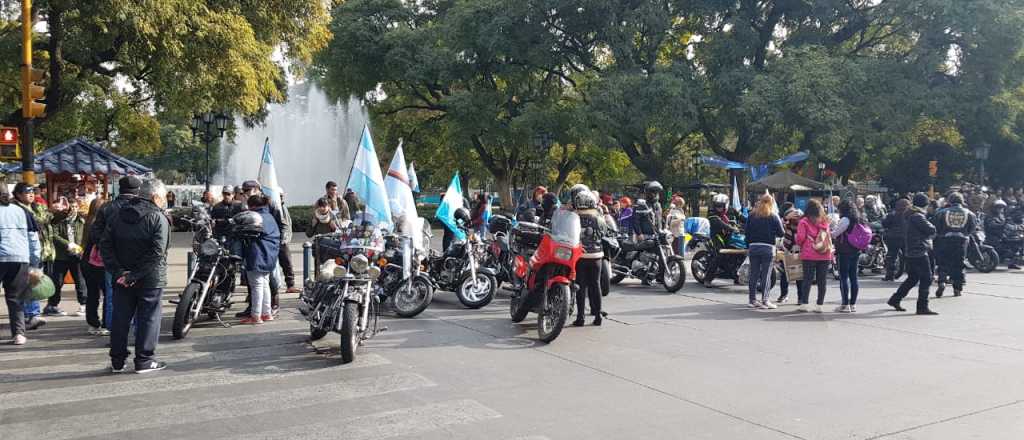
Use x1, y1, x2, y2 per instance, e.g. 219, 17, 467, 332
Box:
775, 203, 802, 304
572, 190, 608, 326
1, 183, 42, 345
100, 179, 171, 373
80, 197, 110, 335
887, 193, 939, 315
795, 200, 833, 313
832, 200, 865, 312
12, 183, 54, 325
881, 198, 910, 281
48, 197, 88, 317
745, 194, 785, 309
932, 192, 978, 298
238, 194, 281, 325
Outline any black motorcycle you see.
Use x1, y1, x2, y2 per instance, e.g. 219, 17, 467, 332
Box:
992, 223, 1024, 268
608, 229, 686, 293
426, 226, 498, 308
691, 232, 777, 288
858, 222, 887, 274
966, 230, 1000, 273
172, 204, 242, 339
376, 233, 433, 318
303, 225, 385, 363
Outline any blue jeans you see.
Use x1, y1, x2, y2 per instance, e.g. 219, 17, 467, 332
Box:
104, 271, 114, 328
747, 245, 775, 303
22, 298, 41, 319
837, 252, 860, 305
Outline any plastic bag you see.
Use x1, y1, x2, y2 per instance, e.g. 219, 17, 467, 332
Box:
22, 268, 55, 301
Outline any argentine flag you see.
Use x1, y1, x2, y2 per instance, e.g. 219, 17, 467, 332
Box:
407, 162, 421, 193
435, 172, 466, 241
347, 126, 393, 230
384, 141, 417, 220
257, 137, 282, 209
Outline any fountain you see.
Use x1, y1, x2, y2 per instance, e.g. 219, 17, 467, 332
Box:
218, 82, 367, 206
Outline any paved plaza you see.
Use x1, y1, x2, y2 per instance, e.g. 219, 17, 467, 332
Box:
2, 233, 1023, 440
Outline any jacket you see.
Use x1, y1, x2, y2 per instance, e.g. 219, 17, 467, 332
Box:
934, 204, 978, 241
15, 201, 54, 263
903, 208, 936, 258
51, 211, 86, 261
243, 206, 281, 273
100, 198, 170, 288
279, 203, 293, 243
90, 194, 135, 253
984, 214, 1007, 244
579, 209, 609, 259
709, 213, 737, 241
0, 203, 41, 265
745, 214, 784, 247
795, 217, 833, 261
881, 210, 906, 245
210, 200, 243, 237
781, 210, 800, 252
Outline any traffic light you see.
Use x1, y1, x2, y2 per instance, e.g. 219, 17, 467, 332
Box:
21, 66, 46, 119
0, 127, 19, 160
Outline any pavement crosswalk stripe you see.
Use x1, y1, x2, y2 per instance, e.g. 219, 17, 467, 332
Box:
0, 353, 391, 411
0, 343, 315, 384
2, 372, 434, 440
222, 399, 502, 440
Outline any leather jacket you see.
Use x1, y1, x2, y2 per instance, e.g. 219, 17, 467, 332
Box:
933, 204, 978, 241
903, 208, 936, 258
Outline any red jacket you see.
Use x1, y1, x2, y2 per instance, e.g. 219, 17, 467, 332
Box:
795, 217, 833, 261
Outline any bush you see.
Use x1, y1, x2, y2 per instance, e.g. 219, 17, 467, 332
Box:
288, 205, 313, 233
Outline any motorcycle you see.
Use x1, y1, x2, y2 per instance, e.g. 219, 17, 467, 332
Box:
607, 229, 686, 293
966, 230, 1000, 273
426, 226, 498, 308
508, 209, 582, 343
172, 203, 242, 339
482, 214, 519, 290
992, 223, 1024, 268
691, 232, 777, 288
858, 222, 887, 274
375, 229, 434, 318
303, 225, 386, 363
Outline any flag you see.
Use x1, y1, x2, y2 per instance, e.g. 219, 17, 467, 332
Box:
257, 137, 282, 209
407, 162, 421, 193
482, 194, 493, 225
731, 174, 742, 212
435, 172, 466, 241
346, 125, 393, 230
384, 141, 417, 220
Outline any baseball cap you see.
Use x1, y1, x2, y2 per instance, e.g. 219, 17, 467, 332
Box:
241, 180, 260, 191
13, 182, 35, 194
221, 185, 235, 194
118, 176, 142, 194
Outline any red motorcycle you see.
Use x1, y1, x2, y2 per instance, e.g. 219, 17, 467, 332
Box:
508, 209, 582, 343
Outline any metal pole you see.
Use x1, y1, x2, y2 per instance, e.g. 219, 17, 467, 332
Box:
303, 241, 313, 285
205, 136, 211, 193
20, 0, 35, 185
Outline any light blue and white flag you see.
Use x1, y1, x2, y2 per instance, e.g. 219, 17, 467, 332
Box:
385, 141, 417, 220
435, 172, 466, 241
257, 137, 282, 209
347, 125, 393, 230
407, 161, 421, 193
731, 174, 742, 212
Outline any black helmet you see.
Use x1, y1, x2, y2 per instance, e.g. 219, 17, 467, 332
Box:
947, 192, 965, 206
232, 211, 264, 238
645, 181, 663, 195
453, 207, 471, 227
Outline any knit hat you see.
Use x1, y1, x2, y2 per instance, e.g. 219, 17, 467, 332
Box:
118, 176, 142, 194
912, 193, 930, 208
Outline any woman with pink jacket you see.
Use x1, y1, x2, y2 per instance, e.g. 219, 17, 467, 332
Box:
795, 200, 833, 312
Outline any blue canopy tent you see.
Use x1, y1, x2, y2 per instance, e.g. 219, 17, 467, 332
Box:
1, 137, 152, 200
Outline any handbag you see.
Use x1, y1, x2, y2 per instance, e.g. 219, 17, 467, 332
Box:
783, 251, 804, 281
88, 245, 104, 268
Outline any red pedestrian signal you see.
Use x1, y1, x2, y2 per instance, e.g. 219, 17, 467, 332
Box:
0, 127, 19, 160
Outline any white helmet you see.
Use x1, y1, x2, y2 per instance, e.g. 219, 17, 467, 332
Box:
573, 190, 598, 210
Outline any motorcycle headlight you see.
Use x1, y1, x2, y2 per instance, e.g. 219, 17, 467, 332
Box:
349, 254, 369, 274
200, 239, 220, 257
368, 265, 381, 280
333, 265, 348, 279
554, 246, 573, 261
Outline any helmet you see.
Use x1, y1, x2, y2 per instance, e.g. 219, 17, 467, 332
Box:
865, 195, 877, 205
573, 191, 598, 210
634, 199, 649, 210
453, 207, 471, 227
569, 184, 590, 203
645, 181, 663, 200
232, 211, 264, 238
993, 199, 1008, 209
711, 194, 729, 210
947, 192, 964, 205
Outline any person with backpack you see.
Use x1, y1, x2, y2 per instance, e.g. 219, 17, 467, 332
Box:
832, 200, 871, 312
795, 199, 833, 313
887, 193, 939, 315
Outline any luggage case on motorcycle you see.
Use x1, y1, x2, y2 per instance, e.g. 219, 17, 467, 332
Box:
511, 222, 544, 252
488, 215, 513, 235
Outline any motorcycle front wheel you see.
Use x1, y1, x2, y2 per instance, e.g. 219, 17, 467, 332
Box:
340, 302, 360, 364
662, 260, 686, 293
976, 248, 1000, 273
172, 282, 201, 340
509, 291, 529, 323
456, 273, 496, 309
537, 284, 569, 343
601, 259, 612, 296
393, 277, 433, 318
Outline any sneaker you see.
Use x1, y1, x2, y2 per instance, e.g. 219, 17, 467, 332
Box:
762, 300, 778, 309
775, 295, 788, 304
135, 361, 167, 374
850, 305, 857, 313
797, 304, 810, 312
98, 328, 110, 336
835, 305, 851, 313
88, 326, 102, 335
1008, 263, 1020, 270
43, 306, 67, 316
235, 308, 252, 318
813, 305, 823, 313
12, 334, 27, 345
260, 314, 274, 322
572, 318, 585, 327
75, 305, 86, 317
239, 316, 263, 325
748, 301, 761, 309
935, 283, 945, 298
25, 316, 46, 330
271, 305, 280, 317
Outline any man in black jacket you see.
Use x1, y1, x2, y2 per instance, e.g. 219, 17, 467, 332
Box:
881, 198, 910, 281
100, 179, 170, 373
933, 192, 978, 297
888, 193, 939, 315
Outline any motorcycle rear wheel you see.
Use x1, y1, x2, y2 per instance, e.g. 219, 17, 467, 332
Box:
172, 283, 201, 340
340, 302, 359, 364
537, 284, 569, 343
976, 248, 1000, 273
690, 250, 711, 284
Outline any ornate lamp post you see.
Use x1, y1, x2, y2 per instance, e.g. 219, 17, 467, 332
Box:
190, 112, 230, 192
973, 143, 991, 186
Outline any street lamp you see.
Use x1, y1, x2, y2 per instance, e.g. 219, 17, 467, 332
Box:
191, 111, 231, 192
818, 162, 826, 182
974, 143, 991, 186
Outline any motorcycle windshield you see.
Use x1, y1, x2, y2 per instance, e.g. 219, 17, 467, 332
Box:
550, 209, 581, 247
340, 225, 386, 252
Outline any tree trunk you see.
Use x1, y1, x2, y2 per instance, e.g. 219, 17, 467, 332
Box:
494, 172, 514, 214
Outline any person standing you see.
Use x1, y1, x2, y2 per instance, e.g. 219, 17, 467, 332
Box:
12, 183, 54, 324
80, 196, 110, 335
210, 185, 243, 238
933, 192, 978, 298
1, 182, 42, 345
666, 195, 687, 255
277, 192, 299, 293
881, 198, 910, 281
323, 181, 351, 221
239, 194, 281, 325
795, 200, 833, 313
887, 193, 939, 315
100, 179, 171, 373
48, 197, 88, 317
745, 194, 785, 309
775, 203, 802, 304
572, 190, 608, 326
832, 200, 865, 312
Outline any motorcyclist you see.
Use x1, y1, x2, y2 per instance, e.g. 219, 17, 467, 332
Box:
704, 194, 740, 288
631, 199, 657, 239
642, 181, 664, 231
933, 192, 978, 297
984, 200, 1020, 269
881, 198, 910, 281
210, 185, 243, 238
517, 186, 547, 219
538, 192, 560, 227
572, 190, 609, 326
